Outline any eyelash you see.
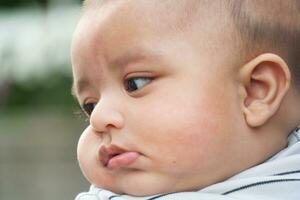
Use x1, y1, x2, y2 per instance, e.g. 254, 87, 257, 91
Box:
81, 102, 97, 117
73, 106, 90, 122
79, 76, 153, 118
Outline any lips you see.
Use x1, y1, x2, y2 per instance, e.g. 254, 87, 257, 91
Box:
99, 145, 140, 169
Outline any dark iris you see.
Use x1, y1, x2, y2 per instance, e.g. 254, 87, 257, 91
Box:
125, 77, 152, 93
126, 78, 139, 92
82, 103, 96, 116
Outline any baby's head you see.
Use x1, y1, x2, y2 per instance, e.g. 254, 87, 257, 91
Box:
71, 0, 300, 196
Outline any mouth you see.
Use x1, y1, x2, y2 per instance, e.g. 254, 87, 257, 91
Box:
99, 145, 140, 169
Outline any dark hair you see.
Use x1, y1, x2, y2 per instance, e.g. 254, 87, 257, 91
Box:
228, 0, 300, 88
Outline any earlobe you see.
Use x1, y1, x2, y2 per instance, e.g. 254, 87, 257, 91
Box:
238, 53, 291, 127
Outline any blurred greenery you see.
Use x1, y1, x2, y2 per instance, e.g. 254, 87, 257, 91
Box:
1, 72, 77, 111
0, 70, 90, 199
0, 71, 80, 116
0, 1, 91, 199
0, 0, 82, 8
0, 0, 48, 8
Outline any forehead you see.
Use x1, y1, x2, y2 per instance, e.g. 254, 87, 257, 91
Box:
72, 0, 224, 56
72, 1, 163, 69
72, 0, 196, 52
71, 0, 236, 95
71, 1, 169, 89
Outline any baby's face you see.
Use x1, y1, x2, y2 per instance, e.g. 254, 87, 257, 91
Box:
72, 0, 254, 196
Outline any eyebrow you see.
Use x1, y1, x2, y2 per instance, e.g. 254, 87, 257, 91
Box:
109, 47, 164, 70
72, 47, 165, 98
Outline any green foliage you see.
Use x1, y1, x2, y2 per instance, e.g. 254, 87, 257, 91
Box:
0, 0, 48, 8
0, 0, 82, 8
1, 72, 79, 113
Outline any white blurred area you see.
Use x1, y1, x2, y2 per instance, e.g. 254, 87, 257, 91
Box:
0, 4, 81, 84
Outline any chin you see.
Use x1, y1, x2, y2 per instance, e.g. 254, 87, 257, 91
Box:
101, 183, 174, 197
109, 187, 162, 197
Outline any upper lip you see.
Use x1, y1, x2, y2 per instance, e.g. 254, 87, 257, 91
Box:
99, 144, 128, 167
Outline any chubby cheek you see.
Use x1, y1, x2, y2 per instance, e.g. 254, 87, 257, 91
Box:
161, 119, 221, 171
130, 82, 237, 176
77, 127, 95, 176
134, 99, 223, 166
77, 127, 109, 186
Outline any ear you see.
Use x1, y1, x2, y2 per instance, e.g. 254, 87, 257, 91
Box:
238, 53, 291, 127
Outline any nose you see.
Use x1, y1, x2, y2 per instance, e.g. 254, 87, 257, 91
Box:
89, 97, 125, 133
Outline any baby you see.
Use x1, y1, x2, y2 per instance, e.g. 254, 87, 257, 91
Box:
71, 0, 300, 199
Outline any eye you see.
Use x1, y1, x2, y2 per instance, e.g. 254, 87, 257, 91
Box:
82, 102, 97, 116
124, 77, 152, 93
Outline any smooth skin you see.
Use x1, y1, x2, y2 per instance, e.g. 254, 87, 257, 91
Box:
71, 0, 300, 196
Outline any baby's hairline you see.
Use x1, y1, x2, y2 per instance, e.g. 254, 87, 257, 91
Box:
80, 0, 300, 91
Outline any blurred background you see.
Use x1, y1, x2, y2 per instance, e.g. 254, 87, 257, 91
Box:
0, 0, 90, 199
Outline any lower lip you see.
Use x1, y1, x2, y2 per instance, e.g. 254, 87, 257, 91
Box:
107, 152, 140, 170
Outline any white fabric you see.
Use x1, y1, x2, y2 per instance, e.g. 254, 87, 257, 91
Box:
75, 126, 300, 200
